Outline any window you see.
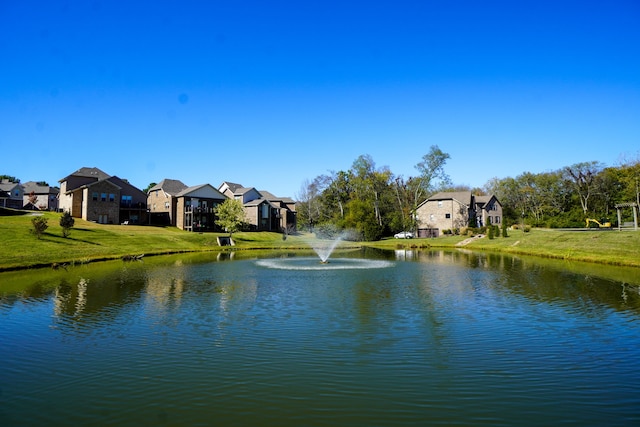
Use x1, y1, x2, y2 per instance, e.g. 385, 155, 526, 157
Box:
101, 193, 107, 202
438, 201, 443, 208
109, 194, 115, 202
165, 202, 170, 209
92, 192, 98, 201
445, 213, 451, 219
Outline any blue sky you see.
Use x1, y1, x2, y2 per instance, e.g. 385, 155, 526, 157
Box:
2, 0, 639, 198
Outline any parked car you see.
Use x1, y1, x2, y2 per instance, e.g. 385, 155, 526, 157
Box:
394, 231, 414, 239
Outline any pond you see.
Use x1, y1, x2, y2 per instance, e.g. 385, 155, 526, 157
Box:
1, 249, 640, 426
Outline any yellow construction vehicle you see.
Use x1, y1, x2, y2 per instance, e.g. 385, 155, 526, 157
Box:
585, 218, 611, 228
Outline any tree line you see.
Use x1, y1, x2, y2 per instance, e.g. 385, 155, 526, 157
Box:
485, 160, 640, 228
296, 148, 640, 240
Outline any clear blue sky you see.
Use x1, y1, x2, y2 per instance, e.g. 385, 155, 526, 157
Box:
2, 0, 639, 197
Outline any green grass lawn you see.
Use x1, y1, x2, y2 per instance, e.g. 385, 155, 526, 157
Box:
370, 228, 640, 267
1, 210, 639, 270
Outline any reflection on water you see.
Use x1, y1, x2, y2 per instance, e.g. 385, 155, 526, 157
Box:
1, 249, 639, 426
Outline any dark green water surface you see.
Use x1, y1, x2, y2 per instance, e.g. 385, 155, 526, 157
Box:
1, 249, 639, 426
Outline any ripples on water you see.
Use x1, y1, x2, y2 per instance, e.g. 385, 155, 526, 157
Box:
1, 251, 639, 426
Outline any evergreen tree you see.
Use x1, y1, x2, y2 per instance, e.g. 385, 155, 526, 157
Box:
60, 211, 75, 238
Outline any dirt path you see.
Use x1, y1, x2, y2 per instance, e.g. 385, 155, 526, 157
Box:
455, 234, 485, 246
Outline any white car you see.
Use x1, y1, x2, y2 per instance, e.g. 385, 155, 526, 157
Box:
394, 231, 414, 239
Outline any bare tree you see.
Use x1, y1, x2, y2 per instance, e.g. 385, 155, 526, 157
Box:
564, 161, 604, 214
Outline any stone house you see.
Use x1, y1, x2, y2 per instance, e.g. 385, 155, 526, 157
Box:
58, 167, 148, 224
415, 191, 502, 236
22, 181, 60, 211
218, 182, 296, 232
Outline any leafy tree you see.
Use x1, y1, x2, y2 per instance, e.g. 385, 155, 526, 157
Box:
60, 211, 75, 238
27, 191, 39, 206
143, 182, 157, 193
413, 146, 450, 203
214, 199, 246, 237
31, 216, 48, 239
0, 175, 20, 183
410, 146, 450, 229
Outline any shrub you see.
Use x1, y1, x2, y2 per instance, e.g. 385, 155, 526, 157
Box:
31, 216, 48, 239
60, 211, 75, 238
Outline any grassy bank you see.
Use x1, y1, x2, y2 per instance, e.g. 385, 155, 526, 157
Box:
1, 210, 639, 270
367, 228, 640, 267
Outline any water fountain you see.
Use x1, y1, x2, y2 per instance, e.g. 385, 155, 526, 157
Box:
310, 234, 343, 263
255, 232, 394, 270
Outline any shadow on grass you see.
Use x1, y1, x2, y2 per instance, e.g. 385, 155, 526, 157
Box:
39, 232, 102, 245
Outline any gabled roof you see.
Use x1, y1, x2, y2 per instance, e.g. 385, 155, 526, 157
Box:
232, 186, 259, 196
428, 191, 472, 202
0, 181, 22, 192
59, 167, 110, 182
219, 181, 244, 193
82, 179, 121, 191
259, 190, 295, 206
107, 176, 146, 196
258, 190, 279, 200
244, 197, 277, 208
149, 179, 188, 196
175, 183, 227, 199
475, 194, 501, 208
22, 181, 60, 195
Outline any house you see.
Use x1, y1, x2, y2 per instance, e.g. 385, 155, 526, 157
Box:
258, 190, 297, 233
414, 191, 502, 237
0, 179, 25, 209
22, 181, 60, 211
218, 182, 296, 232
58, 167, 148, 224
174, 184, 228, 232
0, 189, 9, 207
147, 179, 189, 226
105, 176, 148, 224
474, 195, 503, 227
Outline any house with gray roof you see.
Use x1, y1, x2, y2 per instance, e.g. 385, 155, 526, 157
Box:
58, 167, 147, 224
415, 191, 502, 236
174, 184, 227, 232
0, 179, 24, 209
22, 181, 60, 211
218, 182, 296, 232
147, 179, 189, 226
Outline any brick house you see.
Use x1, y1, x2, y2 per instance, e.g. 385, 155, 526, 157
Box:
174, 184, 228, 232
58, 167, 148, 224
415, 191, 502, 236
218, 182, 296, 232
474, 195, 503, 227
147, 179, 189, 226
